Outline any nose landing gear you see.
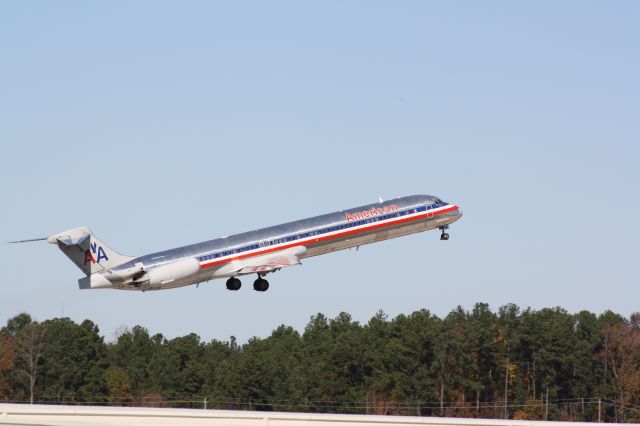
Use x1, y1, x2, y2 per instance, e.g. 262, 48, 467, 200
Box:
439, 225, 450, 241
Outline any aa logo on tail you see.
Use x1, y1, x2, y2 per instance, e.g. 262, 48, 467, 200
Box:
83, 242, 109, 265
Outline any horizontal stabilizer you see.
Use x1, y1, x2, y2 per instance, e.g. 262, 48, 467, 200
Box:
53, 233, 90, 246
47, 227, 90, 246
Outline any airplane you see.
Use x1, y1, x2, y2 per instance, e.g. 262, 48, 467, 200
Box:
10, 195, 462, 292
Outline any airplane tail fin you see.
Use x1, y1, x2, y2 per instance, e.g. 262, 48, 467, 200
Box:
47, 227, 134, 276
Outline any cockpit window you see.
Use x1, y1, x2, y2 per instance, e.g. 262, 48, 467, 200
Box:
433, 198, 443, 206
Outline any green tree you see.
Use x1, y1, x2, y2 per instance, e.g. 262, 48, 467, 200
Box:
466, 303, 501, 417
380, 310, 440, 416
300, 312, 367, 413
39, 318, 107, 403
201, 338, 242, 408
301, 313, 332, 411
144, 332, 206, 406
434, 306, 475, 417
110, 325, 161, 396
1, 313, 32, 336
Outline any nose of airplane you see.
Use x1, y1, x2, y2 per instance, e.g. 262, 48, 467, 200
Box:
449, 205, 463, 223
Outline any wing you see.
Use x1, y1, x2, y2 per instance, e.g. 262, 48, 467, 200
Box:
226, 246, 307, 275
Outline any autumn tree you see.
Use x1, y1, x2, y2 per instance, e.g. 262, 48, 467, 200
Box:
105, 365, 131, 404
14, 321, 46, 404
599, 313, 640, 422
0, 313, 33, 401
0, 332, 16, 399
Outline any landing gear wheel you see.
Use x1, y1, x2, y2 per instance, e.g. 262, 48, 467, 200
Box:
253, 277, 269, 292
439, 225, 450, 241
226, 277, 241, 291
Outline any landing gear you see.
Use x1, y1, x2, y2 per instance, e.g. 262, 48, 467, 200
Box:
440, 225, 450, 241
253, 275, 269, 292
226, 275, 270, 291
226, 277, 241, 291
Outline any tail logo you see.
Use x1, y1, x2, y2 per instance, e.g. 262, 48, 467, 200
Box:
83, 242, 109, 266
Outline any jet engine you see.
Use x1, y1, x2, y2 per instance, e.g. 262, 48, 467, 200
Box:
134, 257, 200, 289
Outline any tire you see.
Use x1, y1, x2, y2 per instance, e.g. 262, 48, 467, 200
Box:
226, 277, 241, 291
232, 278, 241, 290
254, 278, 269, 292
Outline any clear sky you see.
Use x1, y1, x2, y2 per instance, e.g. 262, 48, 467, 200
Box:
1, 2, 638, 343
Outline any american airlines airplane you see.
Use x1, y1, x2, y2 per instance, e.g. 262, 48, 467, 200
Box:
12, 195, 462, 292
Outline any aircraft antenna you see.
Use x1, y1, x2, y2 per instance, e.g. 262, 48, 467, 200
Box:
377, 196, 384, 203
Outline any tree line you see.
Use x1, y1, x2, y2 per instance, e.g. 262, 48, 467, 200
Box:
0, 303, 639, 422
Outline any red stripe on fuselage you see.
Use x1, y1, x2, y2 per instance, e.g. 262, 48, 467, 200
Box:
199, 205, 459, 270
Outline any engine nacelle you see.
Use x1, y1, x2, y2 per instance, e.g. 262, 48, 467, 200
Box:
137, 257, 200, 289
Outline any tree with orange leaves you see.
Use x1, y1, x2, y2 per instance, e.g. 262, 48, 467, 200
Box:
599, 313, 640, 422
0, 333, 16, 398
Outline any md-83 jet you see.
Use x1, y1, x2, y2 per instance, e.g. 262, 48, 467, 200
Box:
11, 195, 462, 292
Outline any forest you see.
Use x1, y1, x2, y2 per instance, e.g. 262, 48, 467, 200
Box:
0, 303, 638, 423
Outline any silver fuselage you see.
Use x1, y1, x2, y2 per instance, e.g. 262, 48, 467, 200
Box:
111, 195, 462, 290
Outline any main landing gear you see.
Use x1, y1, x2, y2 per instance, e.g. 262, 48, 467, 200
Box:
226, 275, 270, 291
440, 225, 450, 241
225, 277, 241, 291
253, 275, 269, 292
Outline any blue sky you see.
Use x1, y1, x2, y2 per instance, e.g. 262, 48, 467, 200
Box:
1, 2, 638, 342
